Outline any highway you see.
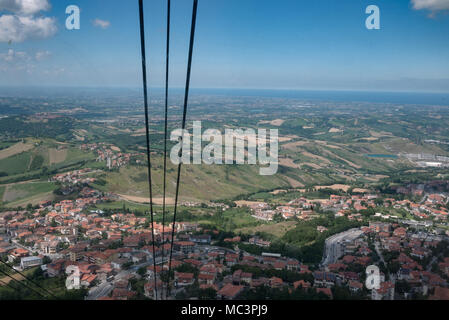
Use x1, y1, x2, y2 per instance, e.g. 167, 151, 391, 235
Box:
321, 228, 364, 267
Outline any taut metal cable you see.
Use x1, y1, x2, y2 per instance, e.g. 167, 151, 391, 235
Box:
138, 0, 158, 300
167, 0, 198, 295
0, 259, 57, 299
161, 0, 171, 300
0, 267, 48, 299
0, 277, 17, 292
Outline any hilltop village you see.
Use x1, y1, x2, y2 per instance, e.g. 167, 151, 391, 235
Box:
1, 172, 448, 300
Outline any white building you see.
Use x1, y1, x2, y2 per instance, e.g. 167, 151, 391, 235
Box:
20, 256, 43, 269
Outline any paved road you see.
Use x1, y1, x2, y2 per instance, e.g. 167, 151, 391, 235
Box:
87, 282, 113, 300
321, 229, 364, 266
426, 255, 438, 272
374, 242, 385, 265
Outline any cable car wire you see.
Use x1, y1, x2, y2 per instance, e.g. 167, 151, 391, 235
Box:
161, 0, 171, 300
0, 260, 57, 299
138, 0, 159, 300
0, 267, 48, 299
166, 0, 198, 295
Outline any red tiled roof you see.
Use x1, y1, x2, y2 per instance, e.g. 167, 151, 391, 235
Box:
218, 284, 243, 299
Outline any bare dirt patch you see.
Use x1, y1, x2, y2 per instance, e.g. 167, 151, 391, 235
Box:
284, 176, 305, 188
118, 194, 175, 205
49, 148, 68, 165
270, 189, 288, 195
0, 142, 34, 160
2, 186, 26, 202
282, 140, 308, 151
359, 137, 379, 141
352, 188, 370, 193
278, 135, 298, 143
301, 162, 322, 169
0, 273, 25, 285
279, 157, 322, 170
301, 151, 331, 164
280, 158, 301, 169
235, 200, 266, 207
258, 119, 285, 126
315, 184, 351, 192
321, 149, 361, 169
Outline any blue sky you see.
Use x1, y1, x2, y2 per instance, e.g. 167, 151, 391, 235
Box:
0, 0, 449, 92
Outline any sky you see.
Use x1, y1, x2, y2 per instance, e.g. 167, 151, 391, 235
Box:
0, 0, 448, 92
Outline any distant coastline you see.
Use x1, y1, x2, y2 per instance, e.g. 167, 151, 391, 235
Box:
0, 86, 448, 106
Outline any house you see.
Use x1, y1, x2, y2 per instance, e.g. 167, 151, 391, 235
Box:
80, 274, 97, 287
144, 280, 164, 300
225, 253, 239, 266
217, 284, 244, 300
69, 244, 88, 262
199, 264, 217, 276
8, 248, 29, 262
40, 241, 59, 255
429, 286, 449, 300
47, 260, 66, 277
131, 252, 148, 264
313, 271, 336, 287
293, 280, 311, 290
111, 288, 136, 300
348, 280, 363, 293
371, 281, 395, 300
316, 287, 333, 299
248, 237, 271, 247
269, 277, 283, 289
147, 265, 163, 279
174, 241, 195, 254
232, 269, 243, 284
393, 227, 407, 238
175, 272, 195, 287
198, 273, 215, 285
111, 258, 129, 270
241, 272, 252, 284
189, 234, 211, 244
274, 261, 287, 271
286, 260, 299, 271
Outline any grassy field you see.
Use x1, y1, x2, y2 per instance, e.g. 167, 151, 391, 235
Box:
2, 181, 57, 206
0, 141, 34, 160
0, 152, 32, 175
100, 160, 291, 201
94, 200, 153, 212
236, 221, 298, 238
0, 186, 5, 204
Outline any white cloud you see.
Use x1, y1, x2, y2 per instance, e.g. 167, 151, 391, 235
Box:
411, 0, 449, 12
0, 48, 29, 62
0, 0, 50, 15
93, 18, 110, 29
35, 49, 50, 60
0, 14, 56, 42
0, 0, 56, 42
0, 48, 50, 63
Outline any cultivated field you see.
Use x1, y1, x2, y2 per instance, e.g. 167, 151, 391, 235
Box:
48, 148, 68, 165
0, 142, 34, 160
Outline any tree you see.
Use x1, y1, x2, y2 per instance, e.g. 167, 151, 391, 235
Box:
137, 266, 147, 278
42, 256, 52, 264
198, 288, 217, 300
